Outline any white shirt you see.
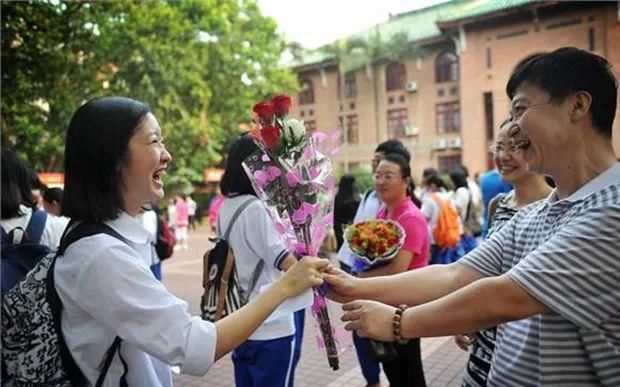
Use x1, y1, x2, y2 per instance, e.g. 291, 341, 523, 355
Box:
54, 212, 216, 386
420, 192, 440, 245
217, 195, 294, 341
467, 178, 482, 208
336, 190, 382, 266
137, 209, 159, 265
187, 198, 197, 216
0, 205, 67, 250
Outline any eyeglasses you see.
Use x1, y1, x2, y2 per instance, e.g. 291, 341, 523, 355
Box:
489, 140, 530, 156
510, 101, 551, 120
373, 173, 401, 183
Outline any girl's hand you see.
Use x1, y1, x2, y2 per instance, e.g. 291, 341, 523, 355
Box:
278, 256, 330, 299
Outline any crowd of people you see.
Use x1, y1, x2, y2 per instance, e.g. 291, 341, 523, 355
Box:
2, 46, 618, 387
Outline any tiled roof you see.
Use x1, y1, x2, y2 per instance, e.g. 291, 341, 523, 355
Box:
289, 0, 540, 69
436, 0, 539, 24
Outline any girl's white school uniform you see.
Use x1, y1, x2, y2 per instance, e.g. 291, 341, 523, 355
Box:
217, 195, 294, 340
54, 211, 216, 386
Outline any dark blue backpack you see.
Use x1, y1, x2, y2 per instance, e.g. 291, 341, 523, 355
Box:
1, 210, 51, 296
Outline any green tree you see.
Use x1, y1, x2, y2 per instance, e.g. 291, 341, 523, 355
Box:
2, 0, 297, 190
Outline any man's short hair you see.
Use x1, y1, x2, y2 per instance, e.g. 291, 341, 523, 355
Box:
375, 139, 411, 162
506, 47, 617, 138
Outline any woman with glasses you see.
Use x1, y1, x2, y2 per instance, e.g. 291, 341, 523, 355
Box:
455, 119, 552, 387
365, 153, 429, 387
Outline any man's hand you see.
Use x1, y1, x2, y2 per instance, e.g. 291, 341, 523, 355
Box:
341, 300, 396, 341
323, 266, 360, 303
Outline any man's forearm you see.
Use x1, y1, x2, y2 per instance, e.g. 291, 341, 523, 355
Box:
400, 275, 549, 338
357, 262, 481, 306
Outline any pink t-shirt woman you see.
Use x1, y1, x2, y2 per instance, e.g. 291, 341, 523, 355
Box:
377, 198, 430, 270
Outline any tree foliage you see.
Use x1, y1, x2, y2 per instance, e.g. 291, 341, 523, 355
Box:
2, 0, 297, 189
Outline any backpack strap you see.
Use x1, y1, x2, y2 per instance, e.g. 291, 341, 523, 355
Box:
245, 260, 265, 300
47, 221, 129, 387
362, 190, 373, 206
218, 197, 256, 240
24, 210, 47, 244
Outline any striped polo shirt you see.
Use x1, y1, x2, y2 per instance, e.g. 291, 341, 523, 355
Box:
459, 162, 620, 386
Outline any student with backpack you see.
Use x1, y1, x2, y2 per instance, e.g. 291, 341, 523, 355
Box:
1, 148, 67, 296
1, 97, 329, 387
420, 173, 460, 265
209, 134, 305, 387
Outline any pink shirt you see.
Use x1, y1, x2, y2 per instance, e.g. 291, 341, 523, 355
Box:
175, 199, 189, 227
377, 198, 430, 270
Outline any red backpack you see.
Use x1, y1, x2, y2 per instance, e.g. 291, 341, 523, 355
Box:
155, 215, 176, 260
431, 193, 460, 249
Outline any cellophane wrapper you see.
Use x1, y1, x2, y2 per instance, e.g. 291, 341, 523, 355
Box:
243, 131, 344, 370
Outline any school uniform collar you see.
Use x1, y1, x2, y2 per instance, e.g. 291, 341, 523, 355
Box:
547, 162, 620, 204
106, 211, 151, 244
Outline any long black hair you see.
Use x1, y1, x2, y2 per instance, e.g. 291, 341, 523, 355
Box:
62, 96, 151, 222
335, 174, 357, 206
1, 148, 37, 219
220, 134, 259, 197
383, 153, 421, 208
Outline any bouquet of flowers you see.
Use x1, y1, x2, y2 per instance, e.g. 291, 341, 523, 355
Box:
242, 94, 340, 370
345, 219, 405, 273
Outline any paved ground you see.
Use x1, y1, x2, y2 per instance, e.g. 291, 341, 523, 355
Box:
162, 225, 467, 386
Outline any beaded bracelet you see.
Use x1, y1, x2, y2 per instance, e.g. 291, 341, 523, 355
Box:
392, 304, 409, 344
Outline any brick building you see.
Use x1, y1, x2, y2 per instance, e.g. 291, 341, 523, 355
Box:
289, 0, 620, 179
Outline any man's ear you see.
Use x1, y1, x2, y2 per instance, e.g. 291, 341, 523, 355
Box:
570, 90, 592, 122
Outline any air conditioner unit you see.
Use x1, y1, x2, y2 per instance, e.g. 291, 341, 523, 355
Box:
405, 80, 418, 93
447, 137, 462, 148
434, 139, 447, 150
404, 124, 419, 137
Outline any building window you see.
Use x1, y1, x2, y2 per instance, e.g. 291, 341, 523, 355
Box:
435, 50, 458, 83
387, 108, 408, 139
349, 102, 355, 110
340, 114, 358, 144
588, 27, 595, 51
338, 71, 357, 99
436, 102, 460, 133
438, 154, 462, 174
484, 92, 494, 141
438, 89, 445, 97
486, 47, 492, 69
386, 62, 406, 91
399, 95, 405, 103
305, 120, 317, 135
298, 79, 314, 105
300, 110, 305, 117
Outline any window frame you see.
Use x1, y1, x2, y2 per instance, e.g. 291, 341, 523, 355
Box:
298, 78, 315, 105
385, 62, 407, 91
435, 50, 459, 83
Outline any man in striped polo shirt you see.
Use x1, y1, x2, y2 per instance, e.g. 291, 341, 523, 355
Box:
327, 47, 620, 386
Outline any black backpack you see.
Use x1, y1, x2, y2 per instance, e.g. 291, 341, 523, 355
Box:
2, 222, 129, 387
201, 197, 264, 322
1, 210, 51, 296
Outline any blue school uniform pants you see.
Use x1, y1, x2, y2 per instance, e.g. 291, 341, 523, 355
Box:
232, 334, 295, 387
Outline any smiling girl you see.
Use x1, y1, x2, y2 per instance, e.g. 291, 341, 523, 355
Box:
54, 97, 329, 386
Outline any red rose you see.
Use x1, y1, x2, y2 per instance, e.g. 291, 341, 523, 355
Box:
270, 95, 292, 117
261, 125, 281, 150
253, 102, 274, 124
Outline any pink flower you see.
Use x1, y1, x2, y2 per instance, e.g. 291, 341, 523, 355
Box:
286, 170, 301, 187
